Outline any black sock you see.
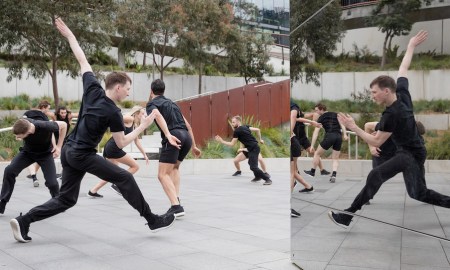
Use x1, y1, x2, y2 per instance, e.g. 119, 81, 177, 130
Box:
311, 168, 316, 174
345, 207, 357, 213
332, 171, 337, 177
31, 174, 37, 180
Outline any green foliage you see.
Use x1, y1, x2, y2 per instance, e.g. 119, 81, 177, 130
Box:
290, 0, 344, 85
120, 100, 134, 109
425, 130, 450, 160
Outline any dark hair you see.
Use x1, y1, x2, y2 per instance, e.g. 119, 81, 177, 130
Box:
151, 79, 165, 95
38, 100, 51, 109
370, 75, 396, 92
314, 103, 327, 111
13, 119, 31, 135
55, 106, 71, 124
105, 72, 132, 90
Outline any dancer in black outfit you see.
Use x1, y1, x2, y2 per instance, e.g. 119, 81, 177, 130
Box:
215, 116, 272, 185
10, 18, 178, 243
0, 118, 66, 215
147, 79, 201, 218
329, 31, 450, 228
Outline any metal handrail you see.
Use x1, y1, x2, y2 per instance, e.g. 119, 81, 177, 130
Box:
0, 127, 12, 133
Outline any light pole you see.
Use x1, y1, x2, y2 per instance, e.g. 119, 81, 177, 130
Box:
151, 35, 158, 81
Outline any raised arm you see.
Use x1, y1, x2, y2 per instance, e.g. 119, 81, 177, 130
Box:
54, 17, 92, 75
398, 30, 428, 78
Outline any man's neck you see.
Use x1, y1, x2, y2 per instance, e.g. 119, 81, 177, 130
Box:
29, 124, 36, 135
385, 94, 397, 107
105, 90, 118, 102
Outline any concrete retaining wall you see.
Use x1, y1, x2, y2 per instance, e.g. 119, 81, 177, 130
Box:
0, 67, 288, 102
291, 70, 450, 102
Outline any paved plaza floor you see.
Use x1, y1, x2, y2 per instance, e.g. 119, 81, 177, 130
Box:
292, 172, 450, 270
0, 170, 295, 270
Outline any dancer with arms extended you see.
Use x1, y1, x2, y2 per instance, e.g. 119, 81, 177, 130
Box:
10, 17, 179, 243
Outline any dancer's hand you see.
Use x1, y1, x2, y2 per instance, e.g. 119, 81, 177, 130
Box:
192, 146, 201, 157
214, 135, 223, 143
337, 113, 357, 131
408, 30, 428, 49
52, 145, 61, 158
259, 139, 264, 144
343, 134, 348, 141
55, 17, 75, 39
167, 134, 181, 149
309, 146, 315, 154
370, 147, 381, 157
144, 154, 149, 165
140, 111, 157, 128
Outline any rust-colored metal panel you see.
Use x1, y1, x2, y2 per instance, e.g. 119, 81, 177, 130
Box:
228, 87, 245, 119
177, 100, 191, 123
270, 83, 283, 126
257, 85, 271, 128
190, 95, 211, 147
280, 80, 291, 123
211, 91, 231, 138
244, 87, 258, 122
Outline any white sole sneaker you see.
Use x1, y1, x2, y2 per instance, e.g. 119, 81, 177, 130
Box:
33, 181, 39, 187
327, 211, 350, 229
10, 219, 31, 243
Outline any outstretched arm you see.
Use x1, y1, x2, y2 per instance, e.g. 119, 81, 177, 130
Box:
249, 127, 263, 144
215, 135, 238, 147
54, 17, 92, 75
398, 30, 428, 78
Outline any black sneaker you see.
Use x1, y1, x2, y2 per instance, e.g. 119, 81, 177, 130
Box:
26, 174, 33, 179
166, 204, 185, 218
33, 179, 39, 187
291, 209, 301, 217
232, 171, 242, 176
147, 213, 176, 232
0, 201, 6, 214
251, 177, 262, 182
264, 173, 271, 179
320, 169, 331, 175
304, 170, 315, 177
329, 176, 336, 183
110, 184, 122, 196
263, 179, 272, 185
55, 173, 62, 178
365, 201, 371, 205
299, 186, 314, 193
10, 213, 32, 243
87, 191, 103, 198
328, 211, 353, 229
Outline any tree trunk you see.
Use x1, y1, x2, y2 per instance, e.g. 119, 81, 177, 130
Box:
381, 34, 389, 68
118, 48, 126, 69
142, 52, 146, 66
51, 61, 59, 108
198, 63, 203, 95
159, 54, 164, 81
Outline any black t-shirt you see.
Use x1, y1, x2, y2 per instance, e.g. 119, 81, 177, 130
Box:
66, 72, 124, 151
146, 95, 187, 141
375, 123, 397, 158
378, 77, 423, 151
233, 125, 258, 150
318, 112, 341, 134
23, 110, 49, 121
22, 119, 59, 154
290, 102, 306, 139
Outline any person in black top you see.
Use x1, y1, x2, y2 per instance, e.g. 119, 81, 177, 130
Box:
304, 103, 348, 183
215, 115, 272, 185
147, 79, 202, 218
9, 18, 178, 243
24, 100, 53, 187
0, 118, 67, 215
329, 31, 450, 228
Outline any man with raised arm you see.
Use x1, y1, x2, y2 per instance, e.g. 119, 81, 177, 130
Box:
10, 17, 179, 243
329, 31, 450, 229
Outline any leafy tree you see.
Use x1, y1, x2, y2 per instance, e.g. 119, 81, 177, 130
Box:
0, 0, 115, 107
174, 0, 235, 94
367, 0, 432, 68
115, 0, 184, 81
290, 0, 344, 86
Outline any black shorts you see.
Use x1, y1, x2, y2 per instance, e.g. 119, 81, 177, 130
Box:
291, 136, 301, 160
320, 132, 342, 151
103, 139, 126, 159
159, 129, 192, 164
242, 151, 249, 158
297, 136, 311, 151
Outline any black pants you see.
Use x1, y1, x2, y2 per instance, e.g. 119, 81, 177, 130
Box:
350, 148, 450, 211
23, 144, 154, 223
1, 151, 59, 204
247, 146, 269, 180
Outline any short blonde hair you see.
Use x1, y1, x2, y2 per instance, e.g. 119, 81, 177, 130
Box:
232, 115, 242, 122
